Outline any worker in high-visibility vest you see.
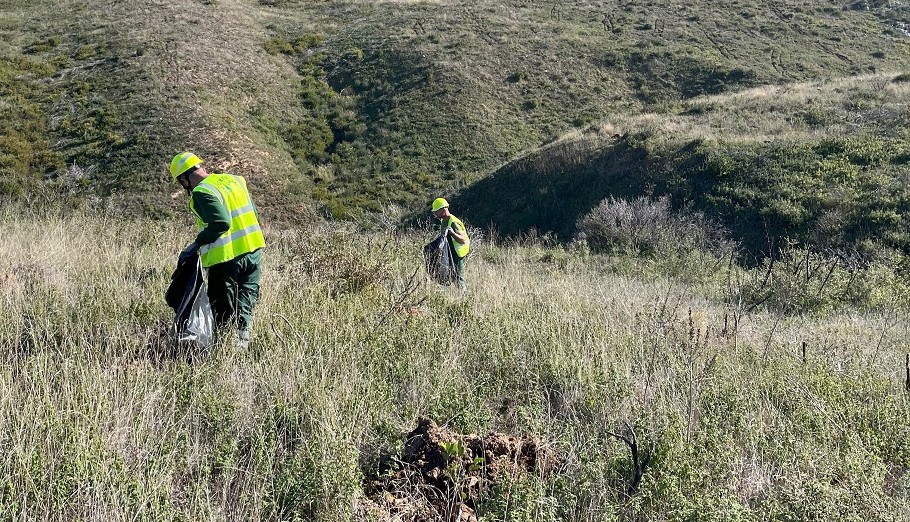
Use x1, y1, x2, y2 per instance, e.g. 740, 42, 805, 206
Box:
170, 152, 265, 348
431, 197, 470, 290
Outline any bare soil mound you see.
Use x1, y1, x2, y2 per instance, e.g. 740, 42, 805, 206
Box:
360, 418, 557, 521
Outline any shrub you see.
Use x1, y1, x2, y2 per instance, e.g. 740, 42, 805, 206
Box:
344, 47, 364, 61
293, 34, 323, 52
296, 231, 389, 295
507, 71, 526, 83
574, 196, 732, 257
735, 243, 910, 314
264, 38, 294, 55
287, 118, 334, 162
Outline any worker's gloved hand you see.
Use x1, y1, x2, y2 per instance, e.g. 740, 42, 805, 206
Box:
178, 242, 199, 264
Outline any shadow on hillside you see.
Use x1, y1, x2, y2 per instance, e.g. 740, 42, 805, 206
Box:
448, 135, 780, 259
439, 128, 853, 264
450, 136, 654, 241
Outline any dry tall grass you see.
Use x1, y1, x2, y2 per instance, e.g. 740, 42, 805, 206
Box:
589, 73, 910, 146
0, 209, 908, 520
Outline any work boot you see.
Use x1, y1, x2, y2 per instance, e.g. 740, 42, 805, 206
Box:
235, 329, 251, 349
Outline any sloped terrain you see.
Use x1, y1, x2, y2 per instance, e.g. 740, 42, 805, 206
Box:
1, 0, 305, 217
259, 0, 910, 216
456, 74, 910, 256
3, 0, 910, 228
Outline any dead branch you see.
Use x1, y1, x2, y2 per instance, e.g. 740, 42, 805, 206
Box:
370, 268, 426, 336
606, 422, 654, 496
744, 255, 776, 314
905, 354, 909, 393
812, 257, 839, 300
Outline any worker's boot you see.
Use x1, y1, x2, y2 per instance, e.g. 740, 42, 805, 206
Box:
235, 329, 251, 349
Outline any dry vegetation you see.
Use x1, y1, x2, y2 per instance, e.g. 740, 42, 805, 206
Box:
593, 73, 910, 145
0, 209, 908, 520
3, 0, 910, 519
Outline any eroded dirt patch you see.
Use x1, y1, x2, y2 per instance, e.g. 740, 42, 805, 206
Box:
360, 418, 556, 521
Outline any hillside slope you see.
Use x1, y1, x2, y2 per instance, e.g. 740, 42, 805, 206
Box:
456, 74, 910, 256
1, 0, 305, 216
3, 0, 910, 224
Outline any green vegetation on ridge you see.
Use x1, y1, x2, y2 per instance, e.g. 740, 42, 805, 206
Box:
456, 75, 910, 257
6, 0, 910, 236
262, 0, 910, 217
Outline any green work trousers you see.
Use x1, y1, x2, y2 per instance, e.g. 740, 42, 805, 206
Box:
207, 249, 262, 332
453, 253, 466, 290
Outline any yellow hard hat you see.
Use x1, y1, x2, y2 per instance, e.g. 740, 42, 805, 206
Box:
169, 152, 202, 182
431, 197, 449, 212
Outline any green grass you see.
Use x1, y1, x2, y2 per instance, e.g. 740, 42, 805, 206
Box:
255, 0, 910, 215
0, 209, 908, 519
454, 74, 910, 257
2, 1, 910, 519
5, 0, 910, 228
0, 36, 62, 196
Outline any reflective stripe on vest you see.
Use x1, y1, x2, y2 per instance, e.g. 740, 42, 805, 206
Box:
443, 215, 470, 258
190, 173, 265, 267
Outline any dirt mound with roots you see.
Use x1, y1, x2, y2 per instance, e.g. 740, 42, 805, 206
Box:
360, 418, 557, 521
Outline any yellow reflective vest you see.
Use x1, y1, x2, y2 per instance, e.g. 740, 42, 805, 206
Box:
442, 215, 470, 258
190, 173, 265, 268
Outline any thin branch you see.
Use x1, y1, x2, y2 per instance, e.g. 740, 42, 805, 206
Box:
271, 313, 303, 342
369, 268, 424, 340
606, 422, 652, 495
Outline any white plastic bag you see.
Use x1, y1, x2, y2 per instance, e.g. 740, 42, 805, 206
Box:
178, 285, 213, 349
166, 255, 215, 350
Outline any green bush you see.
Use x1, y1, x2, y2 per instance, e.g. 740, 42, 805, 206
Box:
734, 243, 910, 314
287, 118, 334, 162
264, 37, 294, 55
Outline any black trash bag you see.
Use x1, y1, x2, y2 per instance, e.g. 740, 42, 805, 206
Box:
423, 234, 457, 285
165, 254, 214, 348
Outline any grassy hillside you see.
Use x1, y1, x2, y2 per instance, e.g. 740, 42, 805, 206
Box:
4, 2, 910, 520
1, 210, 909, 520
456, 73, 910, 257
0, 0, 307, 217
3, 0, 910, 226
253, 0, 910, 217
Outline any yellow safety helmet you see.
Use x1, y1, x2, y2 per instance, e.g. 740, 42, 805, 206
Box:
431, 197, 449, 212
169, 152, 202, 182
